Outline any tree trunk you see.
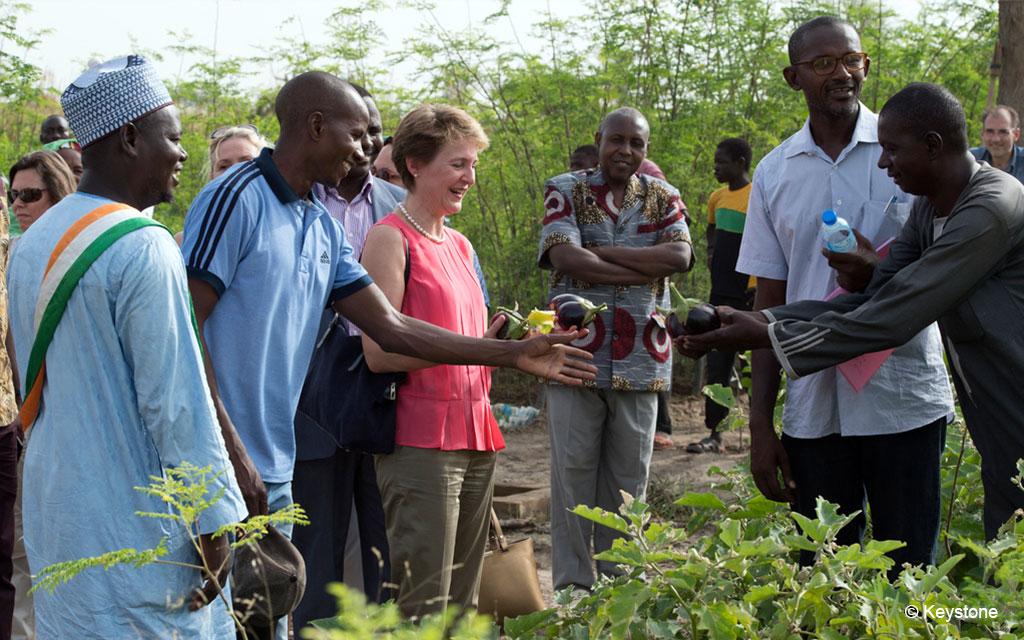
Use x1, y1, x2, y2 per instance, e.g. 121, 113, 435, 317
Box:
998, 0, 1024, 112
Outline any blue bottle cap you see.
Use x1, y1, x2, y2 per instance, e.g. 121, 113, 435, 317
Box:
821, 209, 837, 225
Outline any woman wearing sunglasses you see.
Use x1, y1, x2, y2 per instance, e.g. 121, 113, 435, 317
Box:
8, 150, 76, 234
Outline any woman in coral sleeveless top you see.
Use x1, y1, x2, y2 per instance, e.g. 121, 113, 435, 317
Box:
361, 104, 505, 619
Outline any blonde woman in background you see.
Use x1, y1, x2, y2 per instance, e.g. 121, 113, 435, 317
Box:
207, 125, 269, 180
175, 125, 270, 246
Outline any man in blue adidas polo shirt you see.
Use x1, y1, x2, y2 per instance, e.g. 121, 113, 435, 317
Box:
182, 72, 596, 537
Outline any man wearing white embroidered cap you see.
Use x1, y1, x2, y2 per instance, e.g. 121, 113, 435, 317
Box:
7, 54, 246, 638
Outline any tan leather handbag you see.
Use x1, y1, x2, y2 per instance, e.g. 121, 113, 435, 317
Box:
477, 507, 546, 625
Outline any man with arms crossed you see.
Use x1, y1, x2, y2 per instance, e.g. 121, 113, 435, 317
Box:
539, 107, 693, 592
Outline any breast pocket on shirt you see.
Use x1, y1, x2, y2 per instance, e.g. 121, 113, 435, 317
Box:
860, 199, 910, 243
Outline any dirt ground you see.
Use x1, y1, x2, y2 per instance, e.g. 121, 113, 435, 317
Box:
493, 390, 750, 606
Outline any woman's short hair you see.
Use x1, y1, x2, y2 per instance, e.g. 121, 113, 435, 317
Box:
9, 150, 76, 203
391, 104, 489, 191
206, 126, 269, 179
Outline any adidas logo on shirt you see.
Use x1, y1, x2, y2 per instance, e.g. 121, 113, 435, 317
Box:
320, 250, 330, 264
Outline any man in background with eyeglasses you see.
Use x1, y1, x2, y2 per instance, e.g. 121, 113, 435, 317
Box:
732, 16, 953, 575
372, 137, 402, 187
970, 105, 1024, 185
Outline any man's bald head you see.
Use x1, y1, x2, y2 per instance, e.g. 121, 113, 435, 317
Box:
272, 72, 371, 193
594, 107, 650, 186
275, 71, 367, 136
598, 107, 649, 138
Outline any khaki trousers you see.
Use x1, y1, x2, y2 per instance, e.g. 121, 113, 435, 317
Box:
546, 386, 657, 591
375, 446, 496, 619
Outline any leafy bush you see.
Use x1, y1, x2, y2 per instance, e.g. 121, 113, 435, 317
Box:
306, 421, 1024, 639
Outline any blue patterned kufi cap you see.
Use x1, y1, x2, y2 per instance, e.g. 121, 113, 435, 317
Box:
61, 54, 173, 148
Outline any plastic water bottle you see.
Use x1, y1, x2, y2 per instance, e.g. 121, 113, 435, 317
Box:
821, 209, 857, 253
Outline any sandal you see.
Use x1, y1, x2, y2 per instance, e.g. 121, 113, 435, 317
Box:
686, 435, 721, 454
653, 433, 674, 449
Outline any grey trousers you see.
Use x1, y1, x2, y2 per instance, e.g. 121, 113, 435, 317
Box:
546, 386, 657, 590
375, 446, 496, 619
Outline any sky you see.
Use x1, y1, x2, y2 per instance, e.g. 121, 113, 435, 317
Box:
16, 0, 926, 93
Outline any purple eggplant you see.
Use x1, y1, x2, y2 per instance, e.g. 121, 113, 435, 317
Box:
684, 303, 721, 335
666, 313, 686, 339
549, 293, 585, 311
555, 297, 608, 330
493, 307, 529, 340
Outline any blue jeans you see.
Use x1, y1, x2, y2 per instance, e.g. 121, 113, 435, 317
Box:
782, 417, 946, 579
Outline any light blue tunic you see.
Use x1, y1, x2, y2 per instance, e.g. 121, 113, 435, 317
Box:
8, 192, 246, 639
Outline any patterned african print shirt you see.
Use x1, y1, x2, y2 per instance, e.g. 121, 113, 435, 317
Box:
538, 168, 691, 391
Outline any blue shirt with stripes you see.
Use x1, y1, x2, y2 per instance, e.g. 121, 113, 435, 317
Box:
183, 148, 373, 482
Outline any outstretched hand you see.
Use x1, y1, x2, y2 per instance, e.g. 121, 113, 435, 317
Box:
822, 228, 879, 292
677, 306, 772, 355
513, 329, 597, 384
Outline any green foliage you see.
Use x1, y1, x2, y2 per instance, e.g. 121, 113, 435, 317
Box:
31, 539, 170, 597
393, 0, 996, 308
301, 583, 498, 639
503, 464, 1023, 639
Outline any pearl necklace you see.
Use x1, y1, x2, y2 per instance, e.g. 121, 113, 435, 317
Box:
398, 202, 445, 244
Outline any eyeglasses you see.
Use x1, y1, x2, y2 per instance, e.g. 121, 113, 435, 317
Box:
374, 167, 399, 183
792, 53, 869, 76
9, 187, 47, 204
210, 124, 259, 139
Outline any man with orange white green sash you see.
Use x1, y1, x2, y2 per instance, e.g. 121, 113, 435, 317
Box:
7, 55, 244, 639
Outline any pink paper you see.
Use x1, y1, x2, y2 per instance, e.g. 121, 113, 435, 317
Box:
825, 238, 894, 392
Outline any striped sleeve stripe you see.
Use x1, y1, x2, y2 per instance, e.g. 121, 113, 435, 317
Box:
198, 175, 261, 271
767, 322, 799, 379
188, 162, 261, 269
777, 326, 830, 355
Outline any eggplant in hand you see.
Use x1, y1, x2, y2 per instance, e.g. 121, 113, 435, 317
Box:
493, 306, 529, 340
666, 313, 686, 339
549, 293, 585, 311
493, 305, 558, 339
554, 296, 607, 330
656, 282, 719, 337
684, 302, 721, 335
